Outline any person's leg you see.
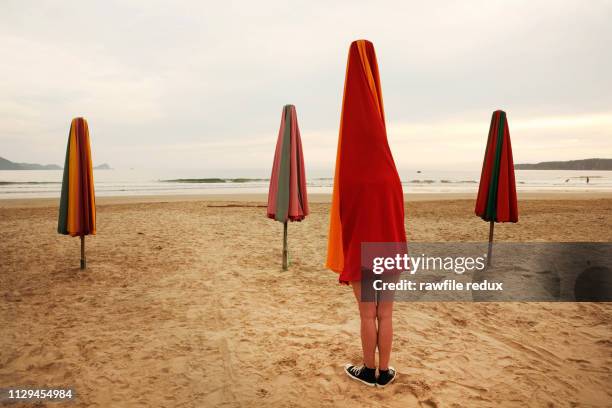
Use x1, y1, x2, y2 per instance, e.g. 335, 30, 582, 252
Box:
376, 299, 394, 370
351, 281, 377, 369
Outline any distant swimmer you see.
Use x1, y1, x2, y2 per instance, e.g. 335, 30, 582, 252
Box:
565, 179, 570, 183
587, 177, 590, 184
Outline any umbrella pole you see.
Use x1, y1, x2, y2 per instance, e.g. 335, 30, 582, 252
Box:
80, 235, 86, 270
282, 221, 288, 271
487, 221, 494, 266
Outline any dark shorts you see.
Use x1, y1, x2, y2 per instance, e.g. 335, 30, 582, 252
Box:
360, 268, 400, 302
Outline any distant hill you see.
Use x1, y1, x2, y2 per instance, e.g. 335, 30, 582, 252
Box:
0, 156, 62, 170
0, 156, 111, 170
515, 158, 612, 170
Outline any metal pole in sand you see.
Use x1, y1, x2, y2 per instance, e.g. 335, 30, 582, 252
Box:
282, 221, 288, 271
487, 221, 494, 266
80, 235, 86, 270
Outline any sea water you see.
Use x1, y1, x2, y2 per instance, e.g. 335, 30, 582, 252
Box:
0, 169, 611, 199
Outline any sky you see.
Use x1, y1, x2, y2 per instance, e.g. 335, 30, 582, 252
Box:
1, 0, 611, 177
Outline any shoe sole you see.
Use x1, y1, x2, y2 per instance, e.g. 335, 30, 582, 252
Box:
376, 366, 397, 388
344, 364, 376, 387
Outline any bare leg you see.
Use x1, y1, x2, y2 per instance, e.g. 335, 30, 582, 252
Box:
376, 299, 394, 370
351, 281, 377, 368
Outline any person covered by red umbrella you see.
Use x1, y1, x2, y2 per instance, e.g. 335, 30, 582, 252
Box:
327, 40, 406, 388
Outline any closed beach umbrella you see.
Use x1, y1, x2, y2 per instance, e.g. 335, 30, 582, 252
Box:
267, 104, 309, 270
326, 40, 406, 283
475, 110, 518, 265
58, 117, 96, 269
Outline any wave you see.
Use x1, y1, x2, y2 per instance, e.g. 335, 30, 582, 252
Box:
0, 181, 61, 185
161, 178, 269, 184
408, 179, 477, 184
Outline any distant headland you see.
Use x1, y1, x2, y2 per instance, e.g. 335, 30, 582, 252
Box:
515, 158, 612, 171
0, 156, 61, 170
0, 156, 111, 170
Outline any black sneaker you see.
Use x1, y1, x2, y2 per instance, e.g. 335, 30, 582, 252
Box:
344, 364, 376, 387
376, 367, 397, 388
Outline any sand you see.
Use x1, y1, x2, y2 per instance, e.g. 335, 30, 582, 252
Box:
1, 194, 611, 407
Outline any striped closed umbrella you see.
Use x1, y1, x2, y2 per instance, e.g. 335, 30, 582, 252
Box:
58, 117, 96, 269
267, 104, 309, 270
475, 110, 518, 265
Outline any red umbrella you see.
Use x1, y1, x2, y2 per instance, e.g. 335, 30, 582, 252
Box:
267, 104, 309, 270
475, 110, 518, 265
326, 40, 406, 283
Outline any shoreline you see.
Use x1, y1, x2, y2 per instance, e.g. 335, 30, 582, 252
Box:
2, 191, 612, 208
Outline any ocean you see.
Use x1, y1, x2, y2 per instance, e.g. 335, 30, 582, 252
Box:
1, 169, 611, 199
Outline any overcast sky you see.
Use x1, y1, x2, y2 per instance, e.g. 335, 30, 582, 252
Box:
1, 0, 611, 176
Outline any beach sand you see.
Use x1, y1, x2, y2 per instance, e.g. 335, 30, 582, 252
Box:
1, 194, 611, 407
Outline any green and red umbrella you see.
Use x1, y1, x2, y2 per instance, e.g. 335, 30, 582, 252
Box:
58, 117, 96, 269
475, 110, 518, 264
267, 104, 308, 270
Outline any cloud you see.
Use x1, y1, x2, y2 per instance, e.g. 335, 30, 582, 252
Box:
386, 112, 612, 169
0, 0, 610, 173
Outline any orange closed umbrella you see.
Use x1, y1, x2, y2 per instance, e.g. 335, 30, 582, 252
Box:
57, 117, 96, 269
